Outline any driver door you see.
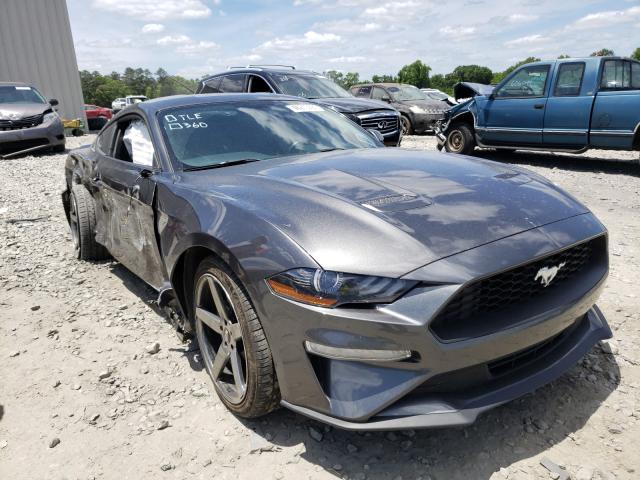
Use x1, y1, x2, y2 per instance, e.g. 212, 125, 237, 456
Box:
479, 64, 551, 146
93, 115, 166, 289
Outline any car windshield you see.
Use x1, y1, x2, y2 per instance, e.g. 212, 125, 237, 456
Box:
388, 85, 426, 101
0, 85, 46, 104
426, 91, 448, 101
271, 74, 351, 99
159, 100, 379, 169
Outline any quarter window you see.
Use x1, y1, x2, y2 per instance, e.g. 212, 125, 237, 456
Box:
353, 86, 372, 97
201, 77, 222, 93
496, 65, 550, 98
219, 74, 246, 93
631, 62, 640, 89
554, 63, 585, 96
600, 60, 631, 90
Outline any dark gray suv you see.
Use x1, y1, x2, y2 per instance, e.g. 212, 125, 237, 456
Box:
196, 66, 402, 146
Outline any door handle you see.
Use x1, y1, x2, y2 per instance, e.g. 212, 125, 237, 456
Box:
534, 104, 545, 109
131, 184, 140, 199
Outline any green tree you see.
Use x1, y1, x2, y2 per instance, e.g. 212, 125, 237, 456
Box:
446, 65, 493, 87
590, 48, 615, 57
323, 70, 360, 89
631, 48, 640, 61
397, 60, 431, 88
93, 78, 129, 107
429, 74, 450, 93
492, 57, 540, 84
371, 74, 397, 83
557, 54, 571, 59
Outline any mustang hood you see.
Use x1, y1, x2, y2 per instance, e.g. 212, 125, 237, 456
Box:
0, 102, 50, 120
187, 149, 589, 277
312, 97, 394, 114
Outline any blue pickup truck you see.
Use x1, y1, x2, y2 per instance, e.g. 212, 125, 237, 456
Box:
435, 56, 640, 155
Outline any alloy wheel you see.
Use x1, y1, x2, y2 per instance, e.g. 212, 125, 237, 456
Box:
195, 273, 247, 404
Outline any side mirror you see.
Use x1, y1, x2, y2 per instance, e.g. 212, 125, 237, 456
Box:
49, 99, 59, 106
488, 93, 496, 100
381, 96, 391, 103
367, 129, 385, 144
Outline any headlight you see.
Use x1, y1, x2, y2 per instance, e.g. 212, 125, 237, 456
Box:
43, 111, 59, 123
266, 268, 417, 308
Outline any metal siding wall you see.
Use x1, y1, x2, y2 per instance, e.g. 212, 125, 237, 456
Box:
0, 0, 87, 125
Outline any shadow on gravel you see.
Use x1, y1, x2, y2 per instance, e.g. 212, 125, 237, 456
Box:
107, 262, 203, 372
478, 150, 640, 177
0, 404, 4, 422
242, 351, 619, 480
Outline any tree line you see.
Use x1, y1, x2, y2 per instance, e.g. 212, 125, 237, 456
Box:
80, 47, 640, 106
325, 47, 640, 93
80, 68, 199, 107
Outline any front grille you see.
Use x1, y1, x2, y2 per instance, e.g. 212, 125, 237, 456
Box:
359, 114, 399, 134
430, 235, 605, 342
0, 114, 44, 131
0, 138, 49, 155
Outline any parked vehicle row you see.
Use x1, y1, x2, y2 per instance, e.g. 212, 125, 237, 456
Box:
0, 81, 65, 157
350, 82, 449, 135
436, 56, 640, 155
111, 95, 148, 113
62, 93, 611, 430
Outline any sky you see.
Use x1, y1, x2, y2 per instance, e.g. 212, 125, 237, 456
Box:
67, 0, 640, 79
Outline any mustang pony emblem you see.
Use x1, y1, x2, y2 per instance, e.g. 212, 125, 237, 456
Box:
535, 262, 566, 287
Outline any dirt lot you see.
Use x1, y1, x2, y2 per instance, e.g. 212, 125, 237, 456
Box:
1, 135, 639, 480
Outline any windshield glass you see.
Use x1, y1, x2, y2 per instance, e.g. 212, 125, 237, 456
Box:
388, 85, 426, 101
159, 100, 379, 169
426, 91, 448, 101
0, 86, 46, 104
271, 74, 351, 98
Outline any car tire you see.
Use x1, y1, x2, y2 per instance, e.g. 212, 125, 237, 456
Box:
193, 257, 280, 418
445, 123, 476, 155
400, 115, 413, 136
52, 144, 66, 153
69, 184, 110, 261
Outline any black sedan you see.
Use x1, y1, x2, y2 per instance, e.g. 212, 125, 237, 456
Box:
62, 93, 611, 430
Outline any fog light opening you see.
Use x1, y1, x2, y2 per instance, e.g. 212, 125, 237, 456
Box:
304, 341, 412, 362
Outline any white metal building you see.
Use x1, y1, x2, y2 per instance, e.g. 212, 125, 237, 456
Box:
0, 0, 86, 124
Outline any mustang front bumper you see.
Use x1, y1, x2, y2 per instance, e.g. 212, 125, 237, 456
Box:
257, 214, 611, 430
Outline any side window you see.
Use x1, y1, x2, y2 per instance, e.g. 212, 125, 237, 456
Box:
554, 63, 585, 96
496, 65, 550, 98
353, 86, 371, 97
247, 75, 273, 93
600, 60, 631, 90
372, 87, 388, 100
113, 119, 155, 166
96, 123, 117, 154
200, 77, 222, 93
219, 74, 246, 93
633, 62, 640, 89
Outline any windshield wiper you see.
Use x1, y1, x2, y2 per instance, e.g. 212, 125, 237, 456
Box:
183, 158, 260, 171
318, 148, 346, 153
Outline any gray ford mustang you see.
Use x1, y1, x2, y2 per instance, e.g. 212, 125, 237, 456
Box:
62, 94, 611, 430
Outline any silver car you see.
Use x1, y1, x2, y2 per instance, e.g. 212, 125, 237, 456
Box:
0, 81, 65, 157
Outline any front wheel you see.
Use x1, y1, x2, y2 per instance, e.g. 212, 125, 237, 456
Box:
69, 184, 109, 261
444, 123, 476, 155
193, 257, 280, 418
400, 115, 413, 136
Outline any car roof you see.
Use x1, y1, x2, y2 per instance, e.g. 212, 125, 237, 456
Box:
200, 67, 321, 83
352, 83, 413, 88
137, 93, 317, 114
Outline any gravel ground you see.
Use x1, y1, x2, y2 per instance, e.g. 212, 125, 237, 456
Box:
1, 134, 639, 480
